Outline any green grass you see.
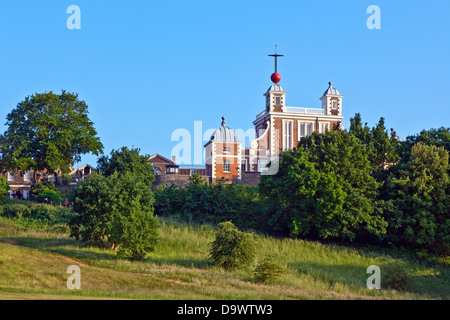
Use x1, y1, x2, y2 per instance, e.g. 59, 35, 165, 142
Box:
0, 216, 448, 300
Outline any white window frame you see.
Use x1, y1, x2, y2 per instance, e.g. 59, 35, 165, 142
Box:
7, 170, 14, 181
275, 96, 281, 105
223, 147, 230, 153
297, 121, 315, 140
332, 100, 338, 110
24, 170, 31, 181
223, 160, 231, 173
282, 120, 293, 151
319, 122, 330, 134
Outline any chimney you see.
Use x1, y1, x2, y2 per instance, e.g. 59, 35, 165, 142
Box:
172, 155, 176, 163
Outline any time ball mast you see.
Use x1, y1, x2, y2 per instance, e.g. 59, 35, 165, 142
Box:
268, 45, 284, 84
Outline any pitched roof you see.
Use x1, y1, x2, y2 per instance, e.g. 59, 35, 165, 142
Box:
148, 153, 176, 165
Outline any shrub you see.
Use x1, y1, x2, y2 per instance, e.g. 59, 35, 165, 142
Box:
382, 263, 414, 291
30, 181, 55, 197
38, 189, 64, 203
254, 255, 286, 283
209, 221, 256, 271
1, 203, 31, 219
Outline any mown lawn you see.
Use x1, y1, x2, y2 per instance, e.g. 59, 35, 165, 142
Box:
0, 217, 448, 300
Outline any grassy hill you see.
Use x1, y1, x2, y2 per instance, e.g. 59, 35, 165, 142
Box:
0, 215, 449, 300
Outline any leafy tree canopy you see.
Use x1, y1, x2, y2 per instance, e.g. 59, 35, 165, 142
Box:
0, 90, 103, 174
97, 146, 154, 185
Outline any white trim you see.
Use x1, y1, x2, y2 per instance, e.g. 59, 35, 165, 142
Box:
282, 119, 293, 151
237, 143, 242, 180
253, 112, 343, 126
223, 159, 231, 173
318, 122, 330, 134
212, 143, 216, 179
297, 120, 315, 140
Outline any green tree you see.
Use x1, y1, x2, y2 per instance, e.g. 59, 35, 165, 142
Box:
69, 173, 113, 246
384, 142, 450, 254
0, 91, 103, 182
30, 181, 56, 198
397, 127, 450, 168
0, 177, 10, 201
371, 117, 399, 169
348, 114, 399, 179
109, 171, 158, 260
263, 129, 387, 242
349, 113, 372, 146
97, 146, 154, 184
70, 147, 158, 259
209, 221, 256, 271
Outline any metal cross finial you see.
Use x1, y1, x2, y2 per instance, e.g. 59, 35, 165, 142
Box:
268, 44, 284, 73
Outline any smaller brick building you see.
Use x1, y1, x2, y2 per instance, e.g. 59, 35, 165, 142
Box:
204, 117, 242, 183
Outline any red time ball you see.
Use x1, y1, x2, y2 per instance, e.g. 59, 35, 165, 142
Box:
271, 72, 281, 83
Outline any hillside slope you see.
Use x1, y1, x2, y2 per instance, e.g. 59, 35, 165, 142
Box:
0, 217, 448, 300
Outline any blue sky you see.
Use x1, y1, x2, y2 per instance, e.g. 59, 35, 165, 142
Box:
1, 0, 449, 168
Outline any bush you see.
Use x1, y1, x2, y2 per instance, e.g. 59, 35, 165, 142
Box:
382, 263, 414, 291
154, 183, 270, 232
30, 181, 55, 197
0, 200, 72, 229
209, 221, 256, 271
1, 203, 31, 219
38, 189, 64, 203
254, 255, 286, 283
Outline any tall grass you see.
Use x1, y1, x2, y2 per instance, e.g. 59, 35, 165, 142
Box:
0, 216, 448, 300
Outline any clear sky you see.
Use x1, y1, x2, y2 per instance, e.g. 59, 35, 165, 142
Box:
1, 0, 449, 168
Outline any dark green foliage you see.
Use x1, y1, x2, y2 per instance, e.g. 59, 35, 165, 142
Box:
398, 127, 450, 166
0, 91, 103, 176
70, 147, 158, 260
37, 189, 64, 203
0, 200, 72, 229
69, 173, 113, 245
111, 195, 159, 261
254, 255, 286, 283
383, 143, 450, 254
30, 181, 56, 197
382, 263, 414, 291
261, 129, 387, 242
97, 146, 154, 184
0, 177, 10, 201
209, 221, 256, 271
154, 182, 269, 232
1, 203, 31, 219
